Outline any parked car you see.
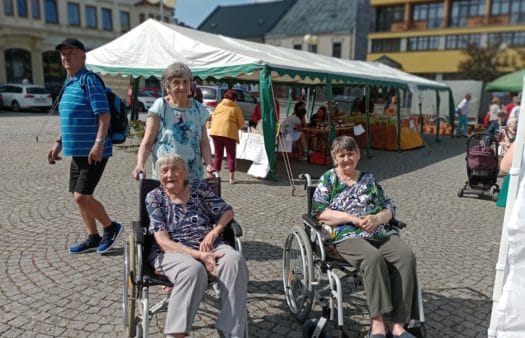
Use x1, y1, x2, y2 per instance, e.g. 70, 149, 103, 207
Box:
0, 84, 53, 112
128, 90, 157, 112
199, 85, 258, 120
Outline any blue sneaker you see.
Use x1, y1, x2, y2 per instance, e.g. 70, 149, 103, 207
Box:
69, 235, 101, 254
97, 222, 123, 253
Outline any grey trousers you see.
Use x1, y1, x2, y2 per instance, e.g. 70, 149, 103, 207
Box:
153, 244, 248, 336
335, 234, 417, 323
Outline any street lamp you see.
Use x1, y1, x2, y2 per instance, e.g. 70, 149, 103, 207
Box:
304, 34, 318, 53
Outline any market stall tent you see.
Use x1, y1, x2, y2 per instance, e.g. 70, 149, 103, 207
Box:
86, 19, 453, 176
486, 69, 525, 92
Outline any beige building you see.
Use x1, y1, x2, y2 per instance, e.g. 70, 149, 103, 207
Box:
0, 0, 173, 96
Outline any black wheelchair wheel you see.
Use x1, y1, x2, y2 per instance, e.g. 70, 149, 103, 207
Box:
283, 225, 314, 322
123, 233, 137, 337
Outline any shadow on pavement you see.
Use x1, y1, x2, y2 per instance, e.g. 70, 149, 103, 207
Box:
236, 134, 467, 186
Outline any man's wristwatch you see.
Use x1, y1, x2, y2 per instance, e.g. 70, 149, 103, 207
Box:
95, 138, 104, 145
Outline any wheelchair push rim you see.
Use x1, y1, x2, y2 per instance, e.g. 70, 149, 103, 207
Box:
283, 225, 314, 322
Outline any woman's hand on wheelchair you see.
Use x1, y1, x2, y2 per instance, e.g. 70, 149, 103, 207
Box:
132, 166, 146, 180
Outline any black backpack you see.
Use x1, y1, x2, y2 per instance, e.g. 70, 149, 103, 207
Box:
80, 72, 128, 144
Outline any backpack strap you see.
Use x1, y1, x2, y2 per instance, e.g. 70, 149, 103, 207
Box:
80, 71, 106, 94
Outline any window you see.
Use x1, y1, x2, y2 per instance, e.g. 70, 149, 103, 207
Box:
101, 7, 112, 31
4, 0, 14, 16
67, 2, 80, 26
332, 42, 342, 58
509, 0, 525, 24
491, 0, 512, 15
86, 5, 97, 29
4, 48, 32, 83
293, 44, 302, 50
407, 36, 440, 51
375, 5, 404, 32
17, 0, 28, 17
139, 13, 145, 23
371, 39, 401, 53
450, 0, 485, 27
445, 34, 481, 49
31, 0, 39, 18
488, 32, 525, 47
42, 51, 66, 98
44, 0, 58, 24
119, 10, 130, 32
413, 2, 444, 28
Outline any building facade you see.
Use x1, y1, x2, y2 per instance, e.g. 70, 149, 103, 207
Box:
0, 0, 173, 95
265, 0, 372, 61
367, 0, 525, 80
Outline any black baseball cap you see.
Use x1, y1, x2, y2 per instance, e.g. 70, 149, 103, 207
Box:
55, 38, 86, 52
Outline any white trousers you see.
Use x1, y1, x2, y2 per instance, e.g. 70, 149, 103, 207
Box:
153, 244, 248, 336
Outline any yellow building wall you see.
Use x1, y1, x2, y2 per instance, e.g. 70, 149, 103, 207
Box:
368, 49, 525, 73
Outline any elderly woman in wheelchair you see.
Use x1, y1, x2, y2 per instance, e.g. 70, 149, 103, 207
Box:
311, 135, 418, 338
145, 154, 248, 338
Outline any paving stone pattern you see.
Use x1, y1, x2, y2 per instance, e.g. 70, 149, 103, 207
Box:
0, 112, 505, 338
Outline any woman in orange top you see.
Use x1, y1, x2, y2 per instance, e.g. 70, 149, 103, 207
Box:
209, 89, 245, 184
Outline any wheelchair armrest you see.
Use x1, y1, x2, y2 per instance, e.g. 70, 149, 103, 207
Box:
302, 214, 322, 230
389, 218, 406, 230
227, 219, 243, 237
132, 221, 145, 244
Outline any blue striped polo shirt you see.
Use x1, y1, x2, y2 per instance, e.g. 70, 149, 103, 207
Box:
59, 67, 112, 158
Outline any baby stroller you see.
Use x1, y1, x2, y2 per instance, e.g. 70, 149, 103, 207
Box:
458, 132, 500, 201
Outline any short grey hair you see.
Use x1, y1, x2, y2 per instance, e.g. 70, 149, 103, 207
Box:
330, 135, 360, 162
155, 153, 188, 174
507, 117, 518, 128
161, 62, 193, 91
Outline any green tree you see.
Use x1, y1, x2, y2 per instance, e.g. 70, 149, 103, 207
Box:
458, 42, 508, 82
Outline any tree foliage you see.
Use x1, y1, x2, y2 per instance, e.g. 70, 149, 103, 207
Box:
457, 42, 507, 82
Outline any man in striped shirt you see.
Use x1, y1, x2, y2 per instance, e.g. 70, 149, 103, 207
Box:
47, 38, 122, 254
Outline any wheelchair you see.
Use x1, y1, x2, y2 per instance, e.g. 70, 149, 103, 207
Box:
282, 174, 426, 337
122, 175, 243, 337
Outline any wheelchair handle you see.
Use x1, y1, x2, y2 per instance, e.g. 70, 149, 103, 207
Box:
138, 171, 146, 180
298, 173, 312, 190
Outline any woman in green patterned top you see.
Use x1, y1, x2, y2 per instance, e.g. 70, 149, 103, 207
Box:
312, 136, 418, 338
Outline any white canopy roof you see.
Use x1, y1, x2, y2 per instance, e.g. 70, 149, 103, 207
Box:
86, 19, 448, 91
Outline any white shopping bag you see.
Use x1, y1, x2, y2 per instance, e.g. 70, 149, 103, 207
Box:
353, 124, 365, 136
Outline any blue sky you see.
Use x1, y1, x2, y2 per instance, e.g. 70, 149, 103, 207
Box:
174, 0, 274, 28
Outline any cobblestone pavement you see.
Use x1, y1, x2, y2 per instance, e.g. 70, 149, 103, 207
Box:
0, 112, 505, 338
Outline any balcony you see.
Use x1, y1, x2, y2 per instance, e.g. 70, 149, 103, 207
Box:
488, 15, 510, 25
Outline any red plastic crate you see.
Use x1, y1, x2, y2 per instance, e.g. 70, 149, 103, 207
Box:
309, 151, 331, 165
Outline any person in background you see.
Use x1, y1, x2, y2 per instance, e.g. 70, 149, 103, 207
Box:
131, 62, 214, 180
47, 38, 122, 254
249, 97, 280, 128
499, 117, 518, 159
484, 96, 501, 127
191, 82, 203, 103
509, 97, 520, 122
209, 89, 245, 184
455, 93, 471, 138
503, 95, 519, 119
281, 101, 307, 159
486, 110, 507, 138
310, 106, 327, 128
